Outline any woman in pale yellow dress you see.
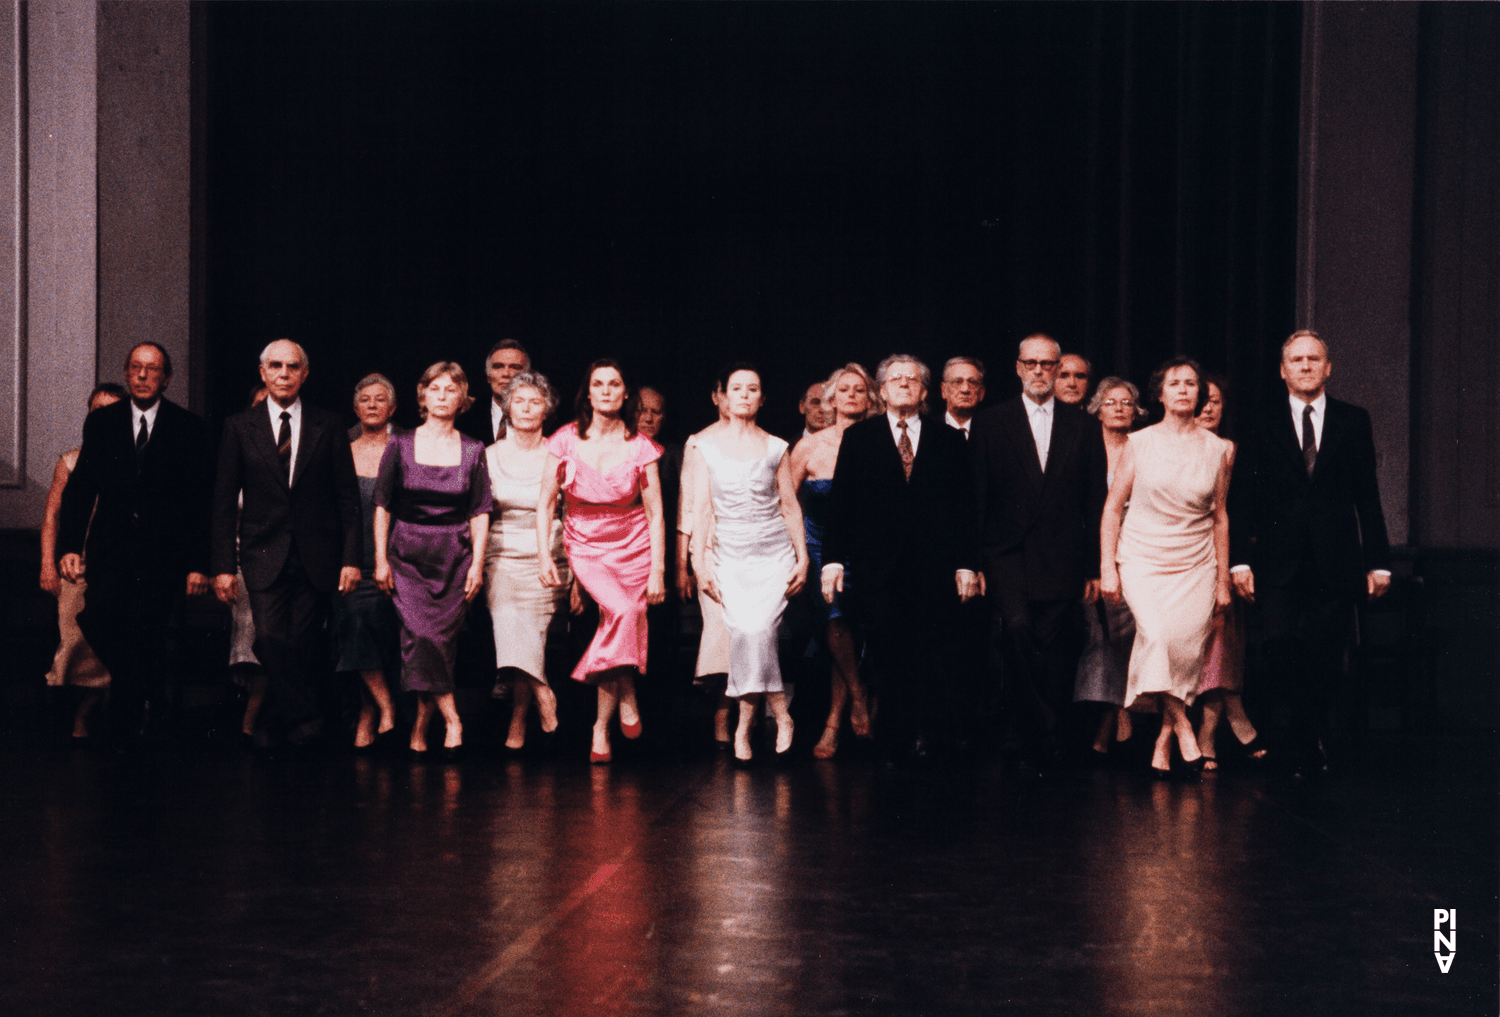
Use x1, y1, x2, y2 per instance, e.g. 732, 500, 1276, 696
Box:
1100, 358, 1233, 776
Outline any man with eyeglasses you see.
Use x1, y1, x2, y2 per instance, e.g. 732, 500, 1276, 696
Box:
58, 342, 212, 749
821, 355, 980, 764
970, 333, 1108, 770
940, 357, 986, 439
1055, 354, 1092, 407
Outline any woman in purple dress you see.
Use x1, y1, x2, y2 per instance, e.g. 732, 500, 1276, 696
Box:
373, 362, 491, 759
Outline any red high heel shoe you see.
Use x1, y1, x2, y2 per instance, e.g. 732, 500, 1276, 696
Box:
590, 747, 612, 764
620, 716, 642, 740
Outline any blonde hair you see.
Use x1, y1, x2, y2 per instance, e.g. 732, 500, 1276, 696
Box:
821, 362, 883, 422
415, 361, 475, 420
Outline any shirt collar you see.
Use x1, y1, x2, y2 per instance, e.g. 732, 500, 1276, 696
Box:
887, 408, 920, 430
944, 410, 970, 432
267, 396, 302, 425
1290, 391, 1326, 418
131, 399, 161, 429
1025, 395, 1054, 416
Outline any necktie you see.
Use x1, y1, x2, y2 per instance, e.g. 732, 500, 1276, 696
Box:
278, 410, 293, 481
1301, 404, 1316, 477
897, 419, 914, 480
1035, 407, 1049, 472
135, 416, 149, 455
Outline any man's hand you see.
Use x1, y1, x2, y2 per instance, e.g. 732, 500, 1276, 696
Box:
213, 573, 239, 605
1231, 569, 1255, 603
186, 572, 211, 597
956, 571, 980, 603
676, 564, 697, 601
338, 566, 362, 595
821, 566, 843, 605
1082, 578, 1102, 604
1367, 571, 1392, 600
59, 553, 85, 584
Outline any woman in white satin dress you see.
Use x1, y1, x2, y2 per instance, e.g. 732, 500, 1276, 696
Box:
690, 364, 809, 762
485, 371, 571, 751
1101, 357, 1233, 776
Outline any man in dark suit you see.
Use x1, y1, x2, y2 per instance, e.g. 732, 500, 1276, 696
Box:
58, 342, 211, 746
970, 334, 1108, 768
821, 354, 981, 762
1228, 329, 1391, 776
211, 339, 362, 745
458, 338, 531, 445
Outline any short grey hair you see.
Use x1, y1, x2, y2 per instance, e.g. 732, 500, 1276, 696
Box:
1086, 376, 1148, 420
942, 356, 986, 383
501, 369, 560, 418
353, 372, 397, 412
1017, 333, 1061, 359
259, 339, 310, 369
1060, 352, 1092, 374
875, 354, 931, 414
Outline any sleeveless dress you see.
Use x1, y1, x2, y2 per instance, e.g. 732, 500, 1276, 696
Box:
333, 473, 401, 675
545, 423, 662, 682
1117, 427, 1230, 708
681, 434, 730, 677
484, 437, 570, 684
374, 432, 492, 693
699, 435, 797, 698
798, 478, 846, 626
45, 449, 111, 689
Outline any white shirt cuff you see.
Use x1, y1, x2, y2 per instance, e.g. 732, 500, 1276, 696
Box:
1229, 564, 1251, 574
956, 569, 977, 580
821, 563, 844, 579
1371, 569, 1391, 577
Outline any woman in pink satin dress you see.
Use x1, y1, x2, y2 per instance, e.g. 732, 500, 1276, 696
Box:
537, 360, 667, 763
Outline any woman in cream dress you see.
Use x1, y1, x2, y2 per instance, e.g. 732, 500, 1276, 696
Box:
485, 371, 570, 751
678, 381, 733, 744
1101, 358, 1233, 776
691, 364, 808, 762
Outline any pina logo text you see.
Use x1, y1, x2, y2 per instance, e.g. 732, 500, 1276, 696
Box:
1434, 909, 1456, 973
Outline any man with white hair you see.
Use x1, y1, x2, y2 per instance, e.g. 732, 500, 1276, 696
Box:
821, 354, 980, 763
970, 333, 1108, 770
211, 339, 363, 747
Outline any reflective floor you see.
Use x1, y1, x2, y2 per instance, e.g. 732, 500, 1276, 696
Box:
1, 737, 1494, 1016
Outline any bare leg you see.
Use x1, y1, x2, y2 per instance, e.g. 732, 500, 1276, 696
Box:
1091, 708, 1116, 755
410, 695, 435, 753
734, 696, 757, 761
593, 679, 619, 758
1166, 695, 1202, 764
73, 690, 103, 739
361, 669, 395, 733
434, 692, 462, 749
533, 679, 558, 734
507, 680, 533, 750
1222, 691, 1265, 757
1150, 705, 1174, 771
616, 673, 640, 734
828, 620, 869, 737
768, 690, 794, 754
1115, 708, 1133, 741
242, 672, 267, 737
1196, 691, 1224, 769
714, 691, 733, 745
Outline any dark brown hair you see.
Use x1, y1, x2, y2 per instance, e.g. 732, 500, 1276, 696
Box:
1147, 356, 1209, 416
574, 358, 638, 440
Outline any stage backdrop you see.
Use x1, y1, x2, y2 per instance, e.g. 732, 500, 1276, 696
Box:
205, 2, 1300, 440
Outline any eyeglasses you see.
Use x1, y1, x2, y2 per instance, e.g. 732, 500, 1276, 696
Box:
944, 378, 982, 388
1017, 359, 1060, 371
1101, 398, 1136, 409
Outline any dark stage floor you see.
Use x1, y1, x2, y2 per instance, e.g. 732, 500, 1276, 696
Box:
1, 735, 1494, 1017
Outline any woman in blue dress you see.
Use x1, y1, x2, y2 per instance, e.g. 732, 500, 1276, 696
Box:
788, 362, 881, 759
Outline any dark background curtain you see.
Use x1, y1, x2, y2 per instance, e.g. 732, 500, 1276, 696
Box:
205, 2, 1301, 440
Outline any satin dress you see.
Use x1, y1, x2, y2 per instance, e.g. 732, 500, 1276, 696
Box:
1117, 427, 1231, 708
484, 437, 570, 683
374, 432, 492, 694
681, 434, 730, 677
698, 435, 796, 698
546, 423, 662, 682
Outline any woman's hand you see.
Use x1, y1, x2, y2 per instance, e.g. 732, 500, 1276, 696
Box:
698, 566, 721, 605
785, 557, 808, 599
40, 567, 60, 597
1100, 568, 1123, 606
569, 577, 586, 616
539, 557, 562, 589
374, 559, 394, 595
646, 569, 666, 606
1214, 580, 1233, 613
675, 563, 697, 601
463, 561, 485, 603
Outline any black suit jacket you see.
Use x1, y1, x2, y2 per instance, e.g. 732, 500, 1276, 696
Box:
969, 396, 1108, 603
1228, 395, 1391, 595
57, 398, 211, 585
822, 414, 979, 605
458, 399, 504, 446
211, 402, 362, 593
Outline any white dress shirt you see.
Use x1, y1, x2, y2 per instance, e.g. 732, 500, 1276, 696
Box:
491, 398, 506, 440
130, 399, 162, 444
1290, 391, 1327, 451
887, 409, 922, 457
1024, 395, 1054, 471
943, 410, 972, 439
267, 396, 304, 480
